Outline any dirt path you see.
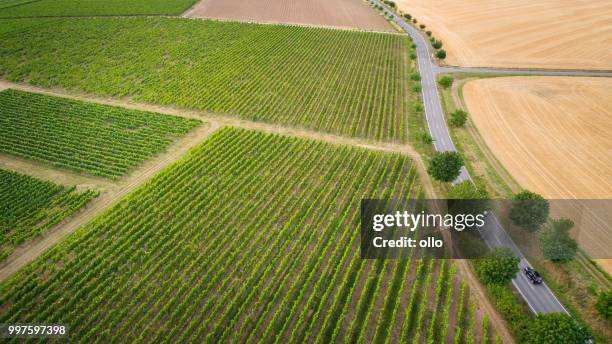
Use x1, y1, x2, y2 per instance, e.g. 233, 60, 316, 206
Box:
0, 122, 219, 283
0, 153, 114, 191
0, 81, 11, 91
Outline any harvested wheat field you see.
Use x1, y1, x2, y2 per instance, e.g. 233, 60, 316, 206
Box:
184, 0, 394, 32
396, 0, 612, 70
464, 77, 612, 265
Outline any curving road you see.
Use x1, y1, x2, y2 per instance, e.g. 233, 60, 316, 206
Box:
373, 0, 570, 314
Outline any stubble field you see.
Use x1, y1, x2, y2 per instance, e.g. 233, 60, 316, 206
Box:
396, 0, 612, 70
463, 76, 612, 265
184, 0, 394, 32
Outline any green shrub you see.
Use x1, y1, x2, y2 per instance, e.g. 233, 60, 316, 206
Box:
486, 284, 530, 341
432, 40, 443, 49
450, 110, 468, 127
438, 76, 453, 89
510, 190, 549, 232
595, 289, 612, 319
419, 24, 426, 29
525, 313, 590, 344
417, 131, 433, 145
435, 49, 447, 59
541, 218, 577, 261
474, 248, 520, 285
448, 180, 489, 200
427, 151, 463, 182
426, 30, 432, 36
410, 72, 421, 81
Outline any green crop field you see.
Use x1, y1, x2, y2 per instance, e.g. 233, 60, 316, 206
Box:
0, 17, 419, 142
0, 128, 485, 343
0, 169, 97, 261
0, 17, 53, 34
0, 89, 201, 179
0, 0, 197, 17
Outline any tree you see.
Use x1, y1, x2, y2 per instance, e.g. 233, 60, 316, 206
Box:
385, 0, 396, 8
541, 218, 577, 261
419, 24, 426, 29
426, 31, 432, 36
595, 289, 612, 319
474, 248, 520, 285
404, 14, 412, 20
438, 76, 453, 89
431, 40, 443, 49
450, 110, 468, 127
427, 151, 463, 182
510, 190, 549, 232
435, 49, 447, 59
448, 180, 489, 200
525, 313, 590, 344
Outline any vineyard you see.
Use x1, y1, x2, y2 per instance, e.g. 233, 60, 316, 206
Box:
0, 169, 97, 262
0, 17, 419, 142
0, 128, 489, 342
0, 89, 201, 179
0, 0, 197, 17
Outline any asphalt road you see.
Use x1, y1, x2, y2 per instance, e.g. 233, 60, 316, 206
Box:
373, 0, 569, 314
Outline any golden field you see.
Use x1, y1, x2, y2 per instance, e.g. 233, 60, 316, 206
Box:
463, 76, 612, 266
397, 0, 612, 70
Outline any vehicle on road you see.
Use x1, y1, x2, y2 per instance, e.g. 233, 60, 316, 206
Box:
524, 266, 543, 284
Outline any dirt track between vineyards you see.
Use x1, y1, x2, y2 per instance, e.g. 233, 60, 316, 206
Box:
184, 0, 394, 32
396, 0, 612, 70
